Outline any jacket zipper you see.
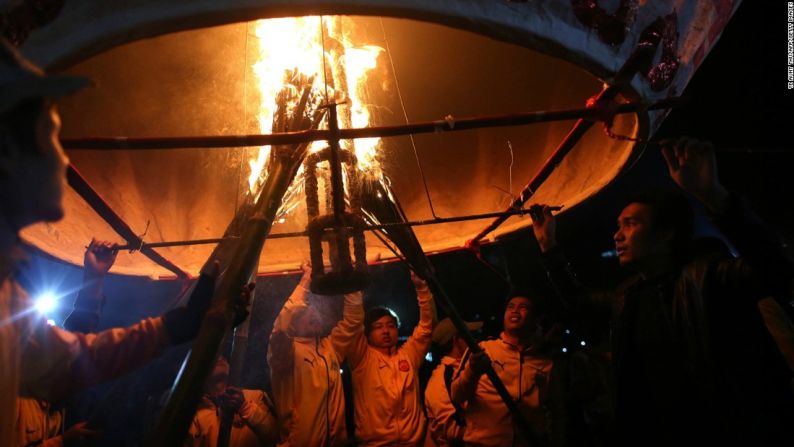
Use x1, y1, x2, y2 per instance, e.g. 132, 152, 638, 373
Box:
316, 337, 332, 446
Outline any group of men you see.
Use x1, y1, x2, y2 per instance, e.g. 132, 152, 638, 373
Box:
188, 261, 555, 447
190, 145, 794, 447
2, 31, 794, 447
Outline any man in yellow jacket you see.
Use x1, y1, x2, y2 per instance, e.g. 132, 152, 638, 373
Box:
15, 397, 98, 447
424, 318, 482, 447
347, 272, 435, 446
451, 295, 561, 447
267, 263, 364, 446
0, 38, 250, 446
187, 357, 277, 447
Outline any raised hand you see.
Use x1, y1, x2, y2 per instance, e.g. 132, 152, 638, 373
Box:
660, 137, 729, 212
233, 282, 255, 327
219, 386, 245, 413
84, 238, 118, 277
163, 261, 220, 344
410, 270, 429, 292
469, 350, 492, 377
299, 261, 312, 288
529, 204, 558, 252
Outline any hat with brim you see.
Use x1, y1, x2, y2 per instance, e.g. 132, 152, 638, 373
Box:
432, 317, 483, 346
0, 38, 90, 115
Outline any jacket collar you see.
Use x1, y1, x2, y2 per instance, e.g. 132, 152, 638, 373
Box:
499, 332, 537, 355
440, 355, 460, 367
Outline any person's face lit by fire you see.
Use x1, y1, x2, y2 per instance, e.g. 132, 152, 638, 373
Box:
504, 296, 535, 335
613, 202, 673, 269
1, 103, 69, 231
367, 315, 398, 350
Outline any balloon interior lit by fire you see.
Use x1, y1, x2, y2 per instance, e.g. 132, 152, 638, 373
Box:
22, 11, 662, 278
5, 0, 794, 446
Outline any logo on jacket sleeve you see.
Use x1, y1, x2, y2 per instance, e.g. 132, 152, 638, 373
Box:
398, 359, 410, 372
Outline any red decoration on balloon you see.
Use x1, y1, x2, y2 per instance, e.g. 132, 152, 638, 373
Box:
571, 0, 639, 46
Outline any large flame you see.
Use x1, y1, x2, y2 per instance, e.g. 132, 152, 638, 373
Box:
248, 17, 383, 197
345, 45, 383, 174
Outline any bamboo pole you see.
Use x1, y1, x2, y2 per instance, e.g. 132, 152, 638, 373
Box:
150, 143, 307, 446
151, 71, 324, 444
109, 207, 562, 251
216, 270, 255, 447
469, 43, 658, 245
61, 96, 685, 150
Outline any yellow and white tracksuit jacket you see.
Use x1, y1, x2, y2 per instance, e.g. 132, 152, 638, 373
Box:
348, 288, 434, 446
1, 246, 169, 447
451, 335, 557, 447
15, 398, 64, 447
186, 389, 277, 447
267, 285, 363, 446
424, 356, 464, 446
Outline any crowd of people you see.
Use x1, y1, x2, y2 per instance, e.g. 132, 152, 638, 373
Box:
2, 34, 794, 447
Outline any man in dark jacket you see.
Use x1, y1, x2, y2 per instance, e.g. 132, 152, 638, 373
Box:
531, 137, 794, 446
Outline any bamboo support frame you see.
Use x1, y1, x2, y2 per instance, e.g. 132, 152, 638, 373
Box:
110, 207, 547, 251
469, 43, 658, 245
66, 164, 189, 278
217, 270, 256, 447
150, 146, 307, 446
151, 73, 324, 445
61, 97, 685, 151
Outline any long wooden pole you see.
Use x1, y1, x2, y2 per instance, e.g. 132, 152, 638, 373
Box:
469, 43, 658, 245
216, 270, 255, 447
61, 97, 684, 150
150, 144, 308, 447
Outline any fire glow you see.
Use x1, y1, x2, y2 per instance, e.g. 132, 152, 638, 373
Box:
248, 17, 384, 200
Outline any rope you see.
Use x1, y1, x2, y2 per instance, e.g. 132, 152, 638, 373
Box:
378, 18, 439, 219
320, 16, 331, 105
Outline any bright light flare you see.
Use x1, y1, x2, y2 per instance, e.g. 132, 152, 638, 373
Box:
34, 292, 58, 314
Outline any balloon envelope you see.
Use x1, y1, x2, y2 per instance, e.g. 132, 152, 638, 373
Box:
19, 1, 738, 277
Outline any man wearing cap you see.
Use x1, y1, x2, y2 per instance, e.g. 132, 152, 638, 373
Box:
451, 295, 562, 447
0, 38, 251, 446
424, 318, 482, 447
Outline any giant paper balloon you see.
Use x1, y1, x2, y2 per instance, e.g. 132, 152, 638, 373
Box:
19, 1, 741, 277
